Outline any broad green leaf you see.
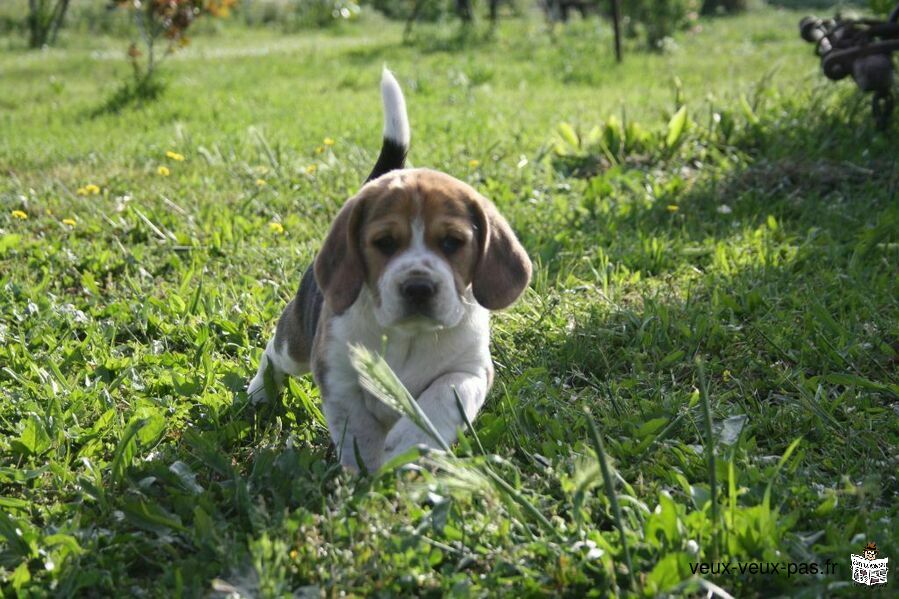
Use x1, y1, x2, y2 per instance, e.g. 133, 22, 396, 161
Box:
11, 562, 30, 591
183, 430, 233, 477
136, 412, 166, 446
15, 416, 51, 457
43, 533, 83, 556
110, 417, 146, 484
0, 511, 33, 559
0, 496, 30, 510
815, 373, 898, 396
645, 551, 691, 595
122, 499, 187, 533
0, 234, 22, 256
715, 415, 748, 447
666, 105, 688, 148
636, 417, 668, 440
659, 349, 685, 368
739, 95, 759, 124
557, 122, 579, 148
169, 460, 204, 494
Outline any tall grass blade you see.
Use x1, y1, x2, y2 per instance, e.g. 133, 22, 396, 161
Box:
584, 407, 636, 591
696, 357, 720, 559
453, 386, 486, 456
349, 344, 450, 452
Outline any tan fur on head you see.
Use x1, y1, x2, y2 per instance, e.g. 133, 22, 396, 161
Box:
313, 169, 530, 317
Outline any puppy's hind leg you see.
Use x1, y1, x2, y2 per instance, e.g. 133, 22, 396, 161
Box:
247, 268, 322, 403
247, 278, 321, 404
246, 335, 308, 404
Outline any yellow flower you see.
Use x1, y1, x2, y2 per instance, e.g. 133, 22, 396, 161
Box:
45, 208, 53, 216
289, 549, 299, 560
158, 166, 170, 177
62, 218, 76, 226
86, 184, 101, 195
323, 137, 335, 147
723, 369, 732, 381
314, 146, 324, 155
76, 187, 88, 196
11, 210, 27, 220
305, 164, 317, 174
255, 179, 267, 187
666, 204, 679, 212
268, 221, 284, 234
166, 150, 185, 162
468, 159, 480, 168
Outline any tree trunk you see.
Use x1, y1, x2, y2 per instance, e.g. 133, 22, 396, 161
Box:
611, 0, 622, 62
27, 0, 70, 48
48, 0, 70, 46
456, 0, 473, 23
28, 0, 43, 48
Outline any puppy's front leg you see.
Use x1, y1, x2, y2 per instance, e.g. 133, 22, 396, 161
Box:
383, 371, 489, 463
322, 390, 389, 472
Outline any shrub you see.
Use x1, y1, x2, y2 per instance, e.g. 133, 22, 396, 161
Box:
100, 0, 235, 111
869, 0, 895, 16
624, 0, 697, 50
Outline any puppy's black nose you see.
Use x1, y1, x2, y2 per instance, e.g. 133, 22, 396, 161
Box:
401, 278, 437, 304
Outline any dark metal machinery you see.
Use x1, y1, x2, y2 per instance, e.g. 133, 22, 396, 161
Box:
800, 4, 899, 129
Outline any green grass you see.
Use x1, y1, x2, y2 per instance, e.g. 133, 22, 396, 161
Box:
2, 6, 898, 597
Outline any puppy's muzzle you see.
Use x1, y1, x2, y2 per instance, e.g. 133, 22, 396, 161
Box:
400, 276, 437, 306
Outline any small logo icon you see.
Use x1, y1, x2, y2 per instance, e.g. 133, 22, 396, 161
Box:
851, 541, 889, 586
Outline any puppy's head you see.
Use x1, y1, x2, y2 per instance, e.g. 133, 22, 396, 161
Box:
314, 168, 531, 330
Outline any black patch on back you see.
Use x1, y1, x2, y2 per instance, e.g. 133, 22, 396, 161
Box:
297, 265, 324, 342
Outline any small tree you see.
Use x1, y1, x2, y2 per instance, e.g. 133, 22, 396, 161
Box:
26, 0, 71, 48
113, 0, 236, 86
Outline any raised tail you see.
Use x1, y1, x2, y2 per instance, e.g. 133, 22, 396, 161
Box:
365, 68, 410, 182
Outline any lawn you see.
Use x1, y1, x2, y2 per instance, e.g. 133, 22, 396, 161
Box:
1, 4, 898, 597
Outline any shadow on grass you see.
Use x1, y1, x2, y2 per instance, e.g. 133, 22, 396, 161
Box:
88, 75, 167, 118
543, 85, 897, 395
513, 87, 896, 484
472, 91, 898, 594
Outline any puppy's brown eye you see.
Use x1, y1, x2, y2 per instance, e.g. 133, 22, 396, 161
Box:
440, 236, 464, 255
373, 236, 398, 256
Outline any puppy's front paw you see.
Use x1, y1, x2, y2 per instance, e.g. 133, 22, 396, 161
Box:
383, 420, 437, 462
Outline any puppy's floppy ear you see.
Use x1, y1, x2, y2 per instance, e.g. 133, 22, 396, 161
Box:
470, 194, 532, 310
314, 194, 366, 314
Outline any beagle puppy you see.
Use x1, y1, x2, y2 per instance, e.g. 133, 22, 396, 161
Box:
247, 70, 531, 471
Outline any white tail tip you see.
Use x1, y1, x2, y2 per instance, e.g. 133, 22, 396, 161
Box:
381, 67, 410, 146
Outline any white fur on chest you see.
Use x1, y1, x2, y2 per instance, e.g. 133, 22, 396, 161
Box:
319, 289, 490, 424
